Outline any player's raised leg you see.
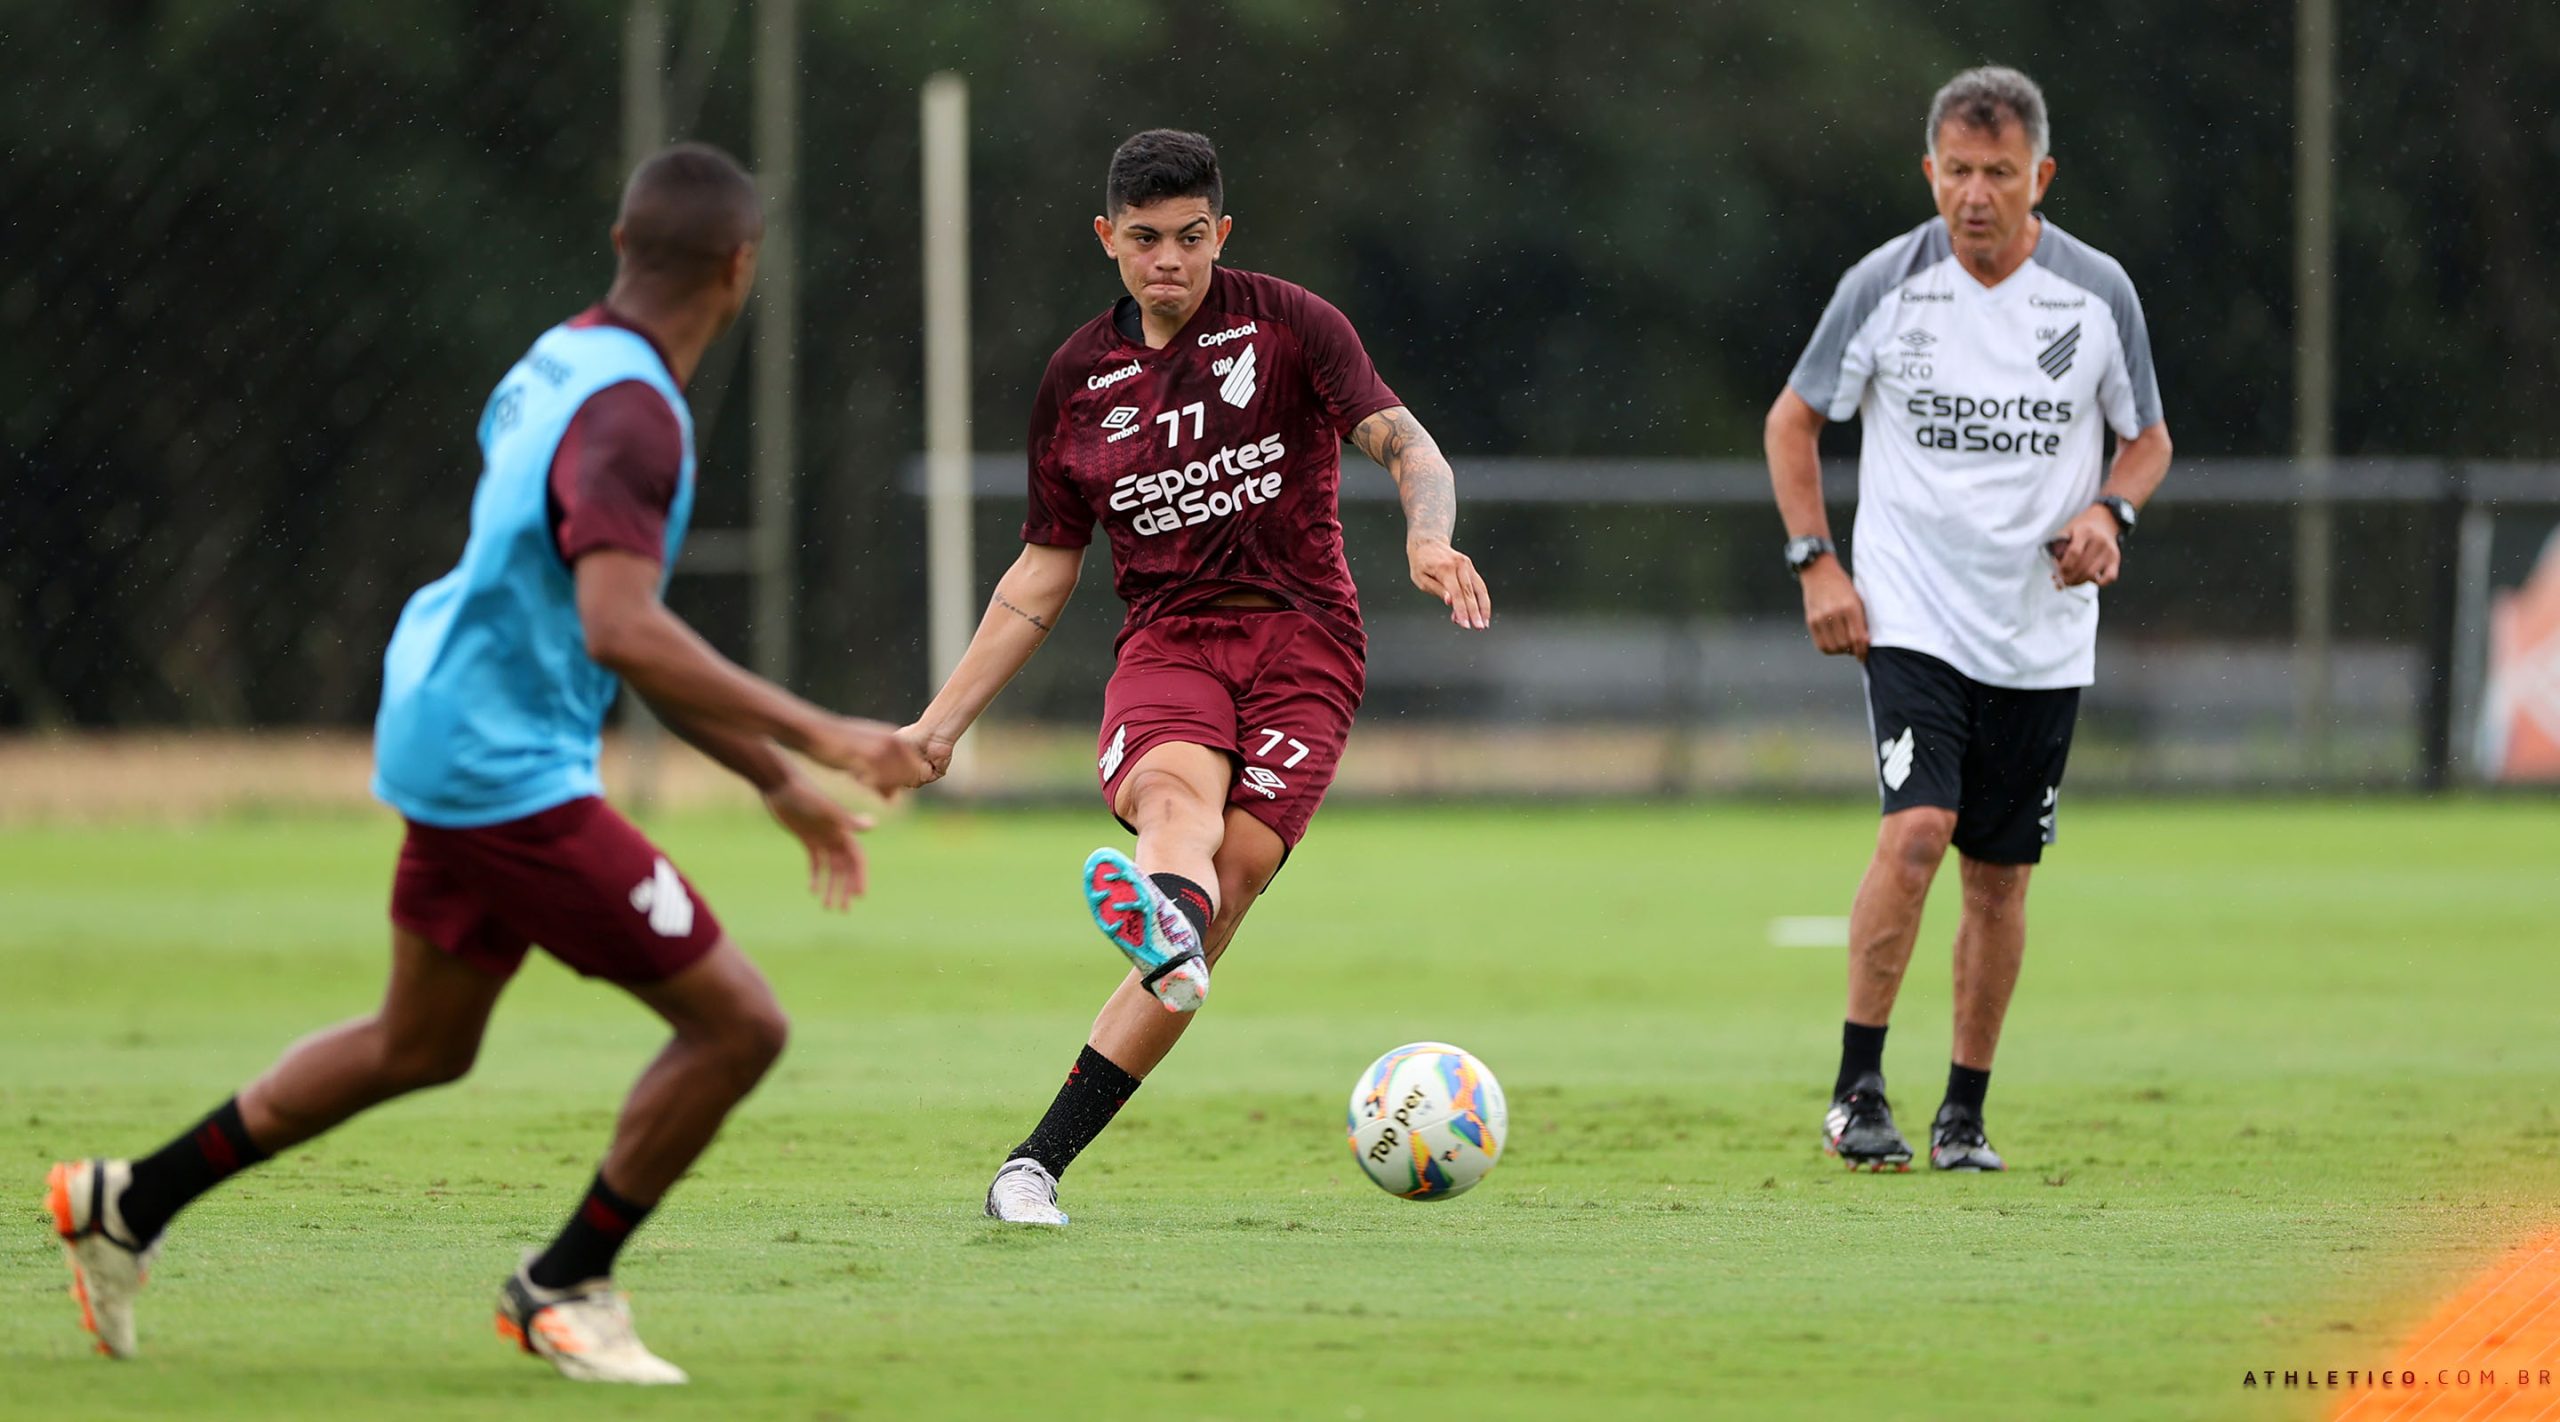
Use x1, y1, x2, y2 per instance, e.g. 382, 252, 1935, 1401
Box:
1825, 806, 1954, 1170
46, 925, 507, 1358
1931, 856, 2029, 1171
989, 807, 1285, 1225
495, 938, 786, 1385
1085, 740, 1230, 1012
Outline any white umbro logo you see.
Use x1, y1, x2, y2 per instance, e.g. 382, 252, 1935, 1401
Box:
1101, 404, 1146, 443
1240, 764, 1287, 799
1215, 344, 1259, 408
628, 857, 694, 938
1878, 727, 1915, 791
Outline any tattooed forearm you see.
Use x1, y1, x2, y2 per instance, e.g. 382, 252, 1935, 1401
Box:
1353, 406, 1457, 545
994, 592, 1053, 633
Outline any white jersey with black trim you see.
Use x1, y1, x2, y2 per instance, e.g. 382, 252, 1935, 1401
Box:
1788, 218, 2163, 689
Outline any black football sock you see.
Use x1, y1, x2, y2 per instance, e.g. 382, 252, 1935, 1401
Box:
1009, 1044, 1142, 1178
528, 1171, 656, 1290
1835, 1021, 1889, 1100
118, 1097, 271, 1244
1149, 873, 1214, 948
1944, 1062, 1992, 1116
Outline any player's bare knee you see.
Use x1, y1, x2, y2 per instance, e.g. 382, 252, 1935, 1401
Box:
1959, 857, 2031, 918
378, 1027, 478, 1090
725, 1001, 790, 1079
1122, 765, 1222, 839
1876, 810, 1954, 882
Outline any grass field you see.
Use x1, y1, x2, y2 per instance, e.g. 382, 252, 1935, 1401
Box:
5, 798, 2558, 1420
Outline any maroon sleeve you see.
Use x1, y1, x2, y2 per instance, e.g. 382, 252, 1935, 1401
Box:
1018, 355, 1094, 548
1288, 285, 1401, 436
552, 380, 683, 564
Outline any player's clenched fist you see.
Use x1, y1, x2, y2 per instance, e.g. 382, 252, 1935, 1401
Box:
2048, 506, 2124, 589
893, 722, 957, 787
1409, 537, 1492, 630
1800, 559, 1870, 658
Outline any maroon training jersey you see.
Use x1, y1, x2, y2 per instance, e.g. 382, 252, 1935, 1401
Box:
1021, 266, 1400, 657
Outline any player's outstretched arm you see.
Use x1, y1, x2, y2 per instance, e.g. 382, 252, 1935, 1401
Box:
1767, 387, 1867, 658
900, 542, 1084, 784
575, 549, 927, 798
1350, 405, 1491, 630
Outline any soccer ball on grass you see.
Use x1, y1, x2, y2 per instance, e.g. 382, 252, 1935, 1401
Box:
1346, 1042, 1508, 1200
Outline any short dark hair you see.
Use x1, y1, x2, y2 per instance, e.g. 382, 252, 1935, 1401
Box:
1927, 66, 2050, 160
1105, 130, 1222, 216
616, 142, 763, 286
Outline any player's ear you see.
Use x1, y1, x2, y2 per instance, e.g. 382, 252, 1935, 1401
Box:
1921, 154, 1937, 188
611, 221, 628, 258
2033, 155, 2057, 204
1093, 214, 1115, 256
1211, 213, 1233, 254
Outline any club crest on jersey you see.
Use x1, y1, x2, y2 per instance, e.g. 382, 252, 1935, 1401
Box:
1214, 343, 1259, 408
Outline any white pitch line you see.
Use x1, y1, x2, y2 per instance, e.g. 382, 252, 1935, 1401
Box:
1767, 916, 1850, 949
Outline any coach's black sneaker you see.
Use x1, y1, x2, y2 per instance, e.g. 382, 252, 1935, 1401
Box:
1928, 1103, 2006, 1172
1822, 1072, 1913, 1171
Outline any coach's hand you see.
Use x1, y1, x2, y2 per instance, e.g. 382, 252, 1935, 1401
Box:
895, 722, 957, 787
2051, 507, 2125, 589
764, 772, 873, 909
805, 716, 931, 798
1801, 558, 1869, 658
1410, 537, 1492, 630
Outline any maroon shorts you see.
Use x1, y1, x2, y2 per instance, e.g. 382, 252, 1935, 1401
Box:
390, 796, 723, 984
1097, 607, 1365, 849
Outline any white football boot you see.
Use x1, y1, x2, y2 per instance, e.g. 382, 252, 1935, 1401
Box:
45, 1158, 158, 1359
1080, 847, 1209, 1013
984, 1158, 1069, 1226
496, 1259, 689, 1385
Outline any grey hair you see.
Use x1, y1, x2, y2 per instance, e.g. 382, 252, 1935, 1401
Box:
1927, 66, 2049, 160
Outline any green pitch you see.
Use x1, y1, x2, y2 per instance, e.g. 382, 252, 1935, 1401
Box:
5, 799, 2557, 1420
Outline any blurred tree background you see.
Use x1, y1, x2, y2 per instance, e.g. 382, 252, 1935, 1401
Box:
3, 0, 2554, 728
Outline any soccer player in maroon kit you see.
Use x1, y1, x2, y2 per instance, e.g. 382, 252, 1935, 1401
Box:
896, 130, 1493, 1224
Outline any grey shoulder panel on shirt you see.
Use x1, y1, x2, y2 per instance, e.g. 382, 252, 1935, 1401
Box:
2033, 222, 2164, 430
1787, 221, 1952, 416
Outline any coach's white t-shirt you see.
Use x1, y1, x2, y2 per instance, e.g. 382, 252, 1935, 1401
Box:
1789, 218, 2163, 689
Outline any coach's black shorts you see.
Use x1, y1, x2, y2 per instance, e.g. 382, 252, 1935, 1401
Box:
1862, 647, 2081, 865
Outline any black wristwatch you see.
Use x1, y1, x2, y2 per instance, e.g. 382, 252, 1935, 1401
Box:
2095, 495, 2137, 539
1784, 535, 1836, 577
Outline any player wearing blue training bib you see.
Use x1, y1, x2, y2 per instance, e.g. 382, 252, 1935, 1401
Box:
1765, 68, 2173, 1175
45, 145, 928, 1384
